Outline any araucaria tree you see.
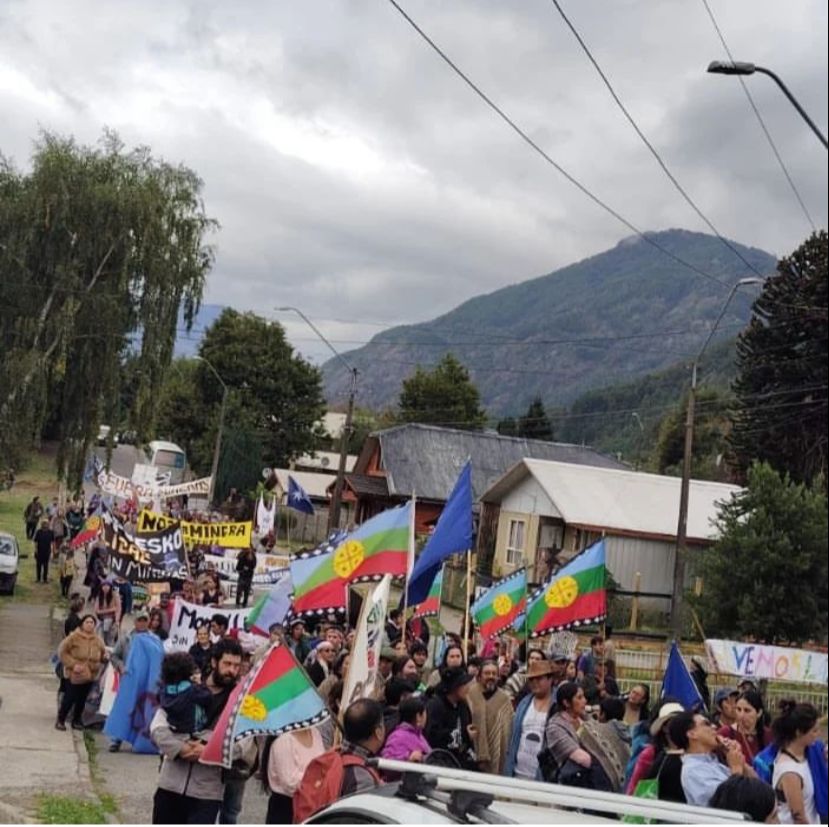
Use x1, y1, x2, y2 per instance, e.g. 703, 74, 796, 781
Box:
398, 353, 486, 430
729, 231, 828, 484
695, 462, 828, 645
0, 131, 216, 486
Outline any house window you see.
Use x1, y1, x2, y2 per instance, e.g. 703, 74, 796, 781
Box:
506, 519, 526, 566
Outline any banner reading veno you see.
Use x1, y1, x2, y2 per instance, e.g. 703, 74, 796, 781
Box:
137, 510, 252, 549
705, 639, 829, 685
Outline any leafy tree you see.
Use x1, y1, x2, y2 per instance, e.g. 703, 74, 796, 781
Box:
518, 396, 555, 441
398, 353, 486, 430
154, 311, 326, 500
0, 131, 215, 486
694, 462, 828, 644
653, 388, 731, 480
729, 232, 828, 485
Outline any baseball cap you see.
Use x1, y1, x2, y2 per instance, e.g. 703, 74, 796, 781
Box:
714, 687, 739, 707
134, 610, 150, 622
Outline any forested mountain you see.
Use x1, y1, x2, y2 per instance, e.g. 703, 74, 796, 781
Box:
322, 229, 775, 415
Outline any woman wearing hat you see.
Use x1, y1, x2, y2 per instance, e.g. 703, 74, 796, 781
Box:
56, 614, 107, 730
504, 657, 556, 779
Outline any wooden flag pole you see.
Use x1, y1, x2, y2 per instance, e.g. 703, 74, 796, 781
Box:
462, 549, 473, 658
522, 555, 531, 660
402, 491, 416, 636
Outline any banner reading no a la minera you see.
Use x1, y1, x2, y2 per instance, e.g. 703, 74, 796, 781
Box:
136, 510, 252, 549
705, 639, 828, 685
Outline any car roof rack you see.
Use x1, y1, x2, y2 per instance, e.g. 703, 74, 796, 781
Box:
372, 759, 749, 824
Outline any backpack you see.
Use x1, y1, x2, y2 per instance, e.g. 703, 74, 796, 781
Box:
293, 749, 381, 823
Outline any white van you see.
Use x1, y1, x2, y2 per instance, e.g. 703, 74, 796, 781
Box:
0, 531, 20, 595
145, 440, 188, 485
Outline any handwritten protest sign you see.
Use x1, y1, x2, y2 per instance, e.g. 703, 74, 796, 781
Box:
137, 510, 253, 549
705, 639, 828, 685
203, 552, 289, 584
101, 509, 188, 582
167, 598, 252, 651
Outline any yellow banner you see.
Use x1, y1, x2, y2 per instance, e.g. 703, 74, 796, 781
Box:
136, 510, 253, 549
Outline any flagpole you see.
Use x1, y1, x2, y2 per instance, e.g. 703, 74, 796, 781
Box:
462, 549, 473, 658
522, 561, 530, 661
402, 491, 416, 638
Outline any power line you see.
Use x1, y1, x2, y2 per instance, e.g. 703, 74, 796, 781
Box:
700, 0, 817, 232
384, 0, 741, 292
548, 0, 769, 281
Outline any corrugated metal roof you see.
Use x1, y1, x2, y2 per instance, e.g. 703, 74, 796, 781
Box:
272, 469, 335, 500
484, 458, 742, 542
373, 423, 627, 502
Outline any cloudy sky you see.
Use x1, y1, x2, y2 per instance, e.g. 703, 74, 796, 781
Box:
3, 0, 826, 364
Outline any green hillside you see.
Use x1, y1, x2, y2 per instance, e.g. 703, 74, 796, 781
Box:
556, 337, 737, 464
322, 229, 774, 415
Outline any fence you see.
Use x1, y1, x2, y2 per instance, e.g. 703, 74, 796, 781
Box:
615, 648, 828, 717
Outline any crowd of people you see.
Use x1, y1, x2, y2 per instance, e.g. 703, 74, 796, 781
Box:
32, 494, 828, 824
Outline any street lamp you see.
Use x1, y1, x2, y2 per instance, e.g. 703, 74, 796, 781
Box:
708, 61, 828, 150
669, 277, 764, 640
194, 356, 228, 507
276, 307, 358, 533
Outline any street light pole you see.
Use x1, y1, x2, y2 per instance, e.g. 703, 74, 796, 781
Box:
707, 61, 828, 150
276, 307, 358, 533
195, 357, 228, 508
669, 277, 764, 640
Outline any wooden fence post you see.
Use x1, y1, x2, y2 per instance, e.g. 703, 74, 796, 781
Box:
629, 571, 641, 631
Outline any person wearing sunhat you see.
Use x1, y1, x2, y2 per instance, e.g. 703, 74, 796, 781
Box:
625, 700, 686, 794
424, 666, 477, 769
504, 656, 556, 779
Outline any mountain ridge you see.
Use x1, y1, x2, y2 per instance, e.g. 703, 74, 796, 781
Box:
321, 229, 775, 415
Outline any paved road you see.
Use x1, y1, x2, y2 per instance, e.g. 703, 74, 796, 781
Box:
0, 601, 95, 822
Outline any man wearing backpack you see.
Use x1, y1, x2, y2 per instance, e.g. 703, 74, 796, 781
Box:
293, 698, 385, 822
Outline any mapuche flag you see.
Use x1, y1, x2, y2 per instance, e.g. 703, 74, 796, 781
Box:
525, 539, 607, 637
289, 532, 348, 618
332, 501, 412, 584
69, 513, 103, 549
201, 641, 329, 768
472, 568, 527, 640
411, 565, 444, 620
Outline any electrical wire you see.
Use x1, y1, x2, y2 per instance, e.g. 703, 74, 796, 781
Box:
700, 0, 817, 233
384, 0, 742, 293
548, 0, 769, 280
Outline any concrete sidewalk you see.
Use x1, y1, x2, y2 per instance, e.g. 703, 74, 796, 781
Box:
0, 602, 95, 823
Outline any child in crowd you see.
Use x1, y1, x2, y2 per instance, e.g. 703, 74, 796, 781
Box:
58, 543, 77, 598
159, 652, 213, 738
381, 695, 432, 765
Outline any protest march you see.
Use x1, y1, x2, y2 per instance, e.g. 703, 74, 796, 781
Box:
30, 457, 828, 826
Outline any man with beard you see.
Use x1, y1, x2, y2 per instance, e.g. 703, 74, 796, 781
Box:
150, 639, 243, 824
467, 659, 515, 774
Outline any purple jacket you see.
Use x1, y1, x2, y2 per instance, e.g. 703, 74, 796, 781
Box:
381, 722, 432, 762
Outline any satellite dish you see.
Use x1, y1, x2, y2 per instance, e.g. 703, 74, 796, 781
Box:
262, 467, 273, 479
321, 456, 330, 468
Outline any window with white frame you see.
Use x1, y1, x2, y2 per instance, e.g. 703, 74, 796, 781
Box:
505, 519, 526, 565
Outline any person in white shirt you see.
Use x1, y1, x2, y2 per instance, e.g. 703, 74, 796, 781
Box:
504, 658, 555, 779
264, 727, 325, 824
771, 700, 822, 824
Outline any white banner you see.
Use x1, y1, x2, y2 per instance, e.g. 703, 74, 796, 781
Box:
96, 469, 211, 502
167, 598, 252, 652
98, 663, 120, 717
341, 575, 392, 708
705, 639, 828, 685
203, 551, 290, 582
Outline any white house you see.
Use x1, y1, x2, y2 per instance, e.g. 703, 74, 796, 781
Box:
479, 458, 742, 611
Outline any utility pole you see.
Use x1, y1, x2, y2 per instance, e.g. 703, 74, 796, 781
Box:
276, 306, 359, 533
670, 277, 763, 639
195, 356, 227, 508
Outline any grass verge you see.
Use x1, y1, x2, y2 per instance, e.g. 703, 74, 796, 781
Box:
35, 794, 109, 825
0, 446, 61, 604
83, 730, 122, 821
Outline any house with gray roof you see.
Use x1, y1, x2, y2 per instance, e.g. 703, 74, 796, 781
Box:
338, 423, 626, 534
